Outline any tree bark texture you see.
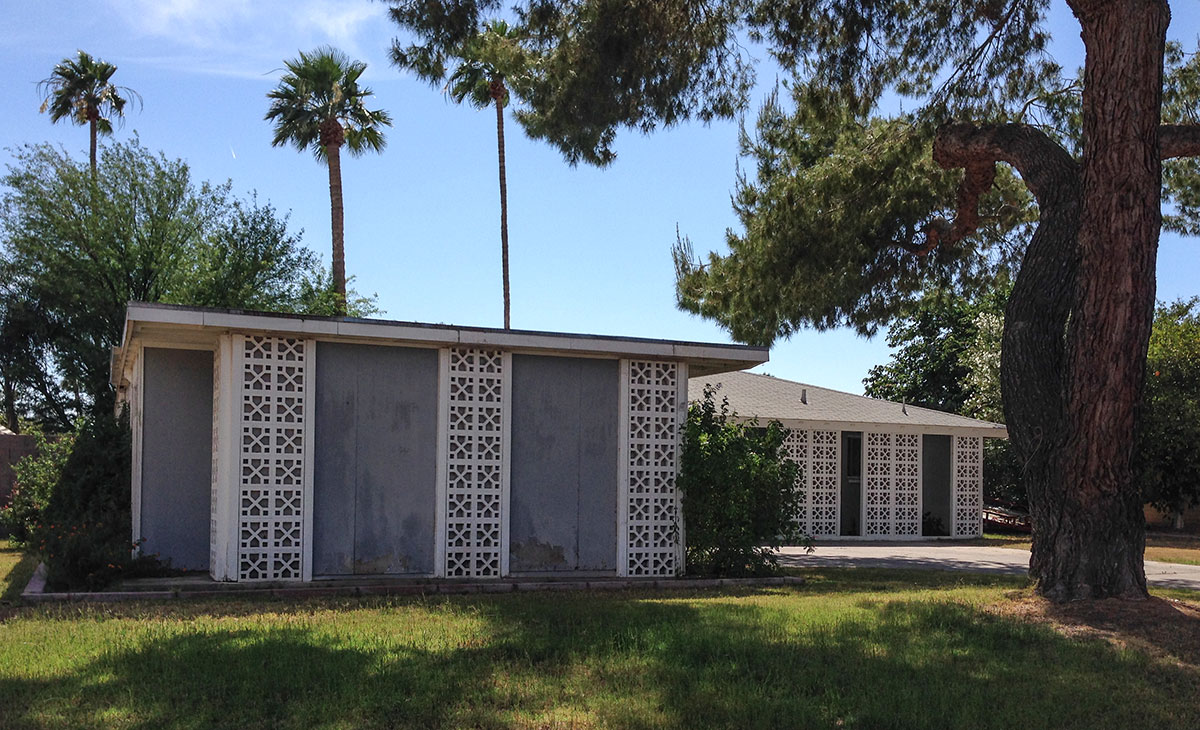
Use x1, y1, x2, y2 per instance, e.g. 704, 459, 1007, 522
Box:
928, 0, 1191, 601
494, 78, 512, 330
931, 125, 1081, 602
322, 118, 348, 315
1040, 0, 1172, 601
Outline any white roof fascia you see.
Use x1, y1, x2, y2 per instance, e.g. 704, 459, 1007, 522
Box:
737, 416, 1008, 440
119, 303, 768, 370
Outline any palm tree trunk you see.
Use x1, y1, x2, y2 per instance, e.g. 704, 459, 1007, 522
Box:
495, 93, 510, 330
89, 117, 98, 175
326, 141, 347, 315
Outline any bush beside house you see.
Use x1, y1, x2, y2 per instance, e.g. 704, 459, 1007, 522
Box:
677, 384, 801, 576
0, 427, 70, 543
0, 427, 38, 539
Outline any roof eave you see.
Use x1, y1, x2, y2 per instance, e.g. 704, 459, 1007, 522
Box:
116, 302, 768, 376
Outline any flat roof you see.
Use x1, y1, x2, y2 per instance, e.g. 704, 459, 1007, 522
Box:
689, 371, 1007, 438
112, 302, 769, 386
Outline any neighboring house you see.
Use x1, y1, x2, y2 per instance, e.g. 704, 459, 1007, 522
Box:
688, 372, 1008, 539
111, 302, 766, 583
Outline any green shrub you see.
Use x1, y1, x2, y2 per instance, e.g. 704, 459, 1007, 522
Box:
33, 396, 153, 590
1136, 298, 1200, 524
1, 427, 75, 544
678, 384, 801, 576
983, 439, 1025, 509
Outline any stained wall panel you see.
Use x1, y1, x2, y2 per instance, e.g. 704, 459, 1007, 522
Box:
312, 342, 438, 576
140, 347, 214, 570
509, 355, 618, 573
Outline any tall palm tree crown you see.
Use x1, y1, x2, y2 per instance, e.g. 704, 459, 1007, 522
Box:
38, 50, 140, 173
406, 20, 536, 330
265, 47, 392, 314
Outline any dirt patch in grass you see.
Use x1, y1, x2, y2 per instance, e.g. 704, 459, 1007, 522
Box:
989, 592, 1200, 668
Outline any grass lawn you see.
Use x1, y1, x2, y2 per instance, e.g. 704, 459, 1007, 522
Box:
978, 531, 1200, 565
2, 569, 1198, 730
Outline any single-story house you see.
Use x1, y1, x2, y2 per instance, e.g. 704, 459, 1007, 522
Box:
111, 303, 767, 582
688, 372, 1008, 539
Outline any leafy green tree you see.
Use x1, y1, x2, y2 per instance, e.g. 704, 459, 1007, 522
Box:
0, 426, 75, 543
383, 1, 752, 166
0, 139, 337, 427
678, 384, 801, 576
391, 2, 1200, 599
38, 50, 140, 174
1136, 299, 1200, 528
865, 285, 1023, 508
293, 272, 382, 319
863, 284, 1010, 414
265, 47, 392, 313
393, 19, 537, 329
668, 2, 1200, 601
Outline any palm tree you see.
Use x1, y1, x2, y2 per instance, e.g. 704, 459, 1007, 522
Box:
265, 47, 392, 314
38, 51, 140, 174
395, 20, 535, 330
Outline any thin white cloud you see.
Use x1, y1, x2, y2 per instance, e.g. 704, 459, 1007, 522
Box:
108, 0, 390, 78
294, 1, 380, 56
113, 0, 258, 48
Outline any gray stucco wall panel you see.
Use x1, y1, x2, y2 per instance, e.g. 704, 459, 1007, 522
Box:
313, 343, 438, 576
312, 346, 357, 576
575, 361, 620, 570
509, 355, 618, 573
140, 347, 213, 570
923, 434, 953, 535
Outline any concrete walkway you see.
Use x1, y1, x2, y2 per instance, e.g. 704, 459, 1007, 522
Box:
776, 541, 1200, 591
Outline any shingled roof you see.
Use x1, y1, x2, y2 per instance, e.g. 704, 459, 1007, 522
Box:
688, 371, 1007, 438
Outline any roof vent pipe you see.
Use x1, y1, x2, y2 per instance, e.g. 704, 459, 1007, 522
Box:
801, 388, 807, 405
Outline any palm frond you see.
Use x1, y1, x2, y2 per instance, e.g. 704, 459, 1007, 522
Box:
265, 46, 392, 162
37, 50, 140, 131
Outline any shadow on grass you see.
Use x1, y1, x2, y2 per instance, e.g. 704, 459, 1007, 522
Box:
998, 593, 1200, 667
1, 582, 1197, 729
783, 566, 1032, 593
0, 548, 37, 604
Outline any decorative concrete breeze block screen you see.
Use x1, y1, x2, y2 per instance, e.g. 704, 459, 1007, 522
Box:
444, 348, 505, 578
237, 336, 308, 581
864, 432, 921, 537
784, 429, 840, 537
953, 435, 983, 536
625, 360, 682, 577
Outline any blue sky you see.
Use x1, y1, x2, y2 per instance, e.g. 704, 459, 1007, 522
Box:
2, 1, 1197, 395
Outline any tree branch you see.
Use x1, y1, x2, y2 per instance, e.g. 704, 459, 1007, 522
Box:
918, 122, 1079, 253
913, 161, 996, 255
1161, 124, 1200, 160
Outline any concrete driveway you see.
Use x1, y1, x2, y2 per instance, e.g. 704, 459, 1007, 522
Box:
776, 541, 1200, 591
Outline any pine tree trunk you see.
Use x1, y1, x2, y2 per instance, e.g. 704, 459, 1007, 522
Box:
326, 141, 347, 316
1001, 170, 1083, 602
1026, 0, 1172, 601
496, 90, 511, 330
